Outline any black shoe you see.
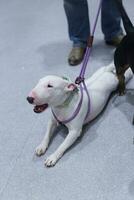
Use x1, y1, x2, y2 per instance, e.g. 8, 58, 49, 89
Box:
105, 34, 124, 47
68, 47, 86, 66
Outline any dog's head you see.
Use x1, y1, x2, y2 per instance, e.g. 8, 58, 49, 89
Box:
27, 75, 77, 113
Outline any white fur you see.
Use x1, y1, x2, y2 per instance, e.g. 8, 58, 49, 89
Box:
28, 63, 133, 167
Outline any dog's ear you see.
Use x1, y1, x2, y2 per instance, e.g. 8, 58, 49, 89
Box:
64, 83, 77, 92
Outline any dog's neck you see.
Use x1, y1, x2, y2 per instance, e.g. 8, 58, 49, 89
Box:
54, 87, 79, 108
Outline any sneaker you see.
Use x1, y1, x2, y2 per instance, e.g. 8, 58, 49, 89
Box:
105, 34, 124, 47
68, 47, 86, 66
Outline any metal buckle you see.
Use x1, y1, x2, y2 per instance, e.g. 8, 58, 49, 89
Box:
75, 77, 85, 84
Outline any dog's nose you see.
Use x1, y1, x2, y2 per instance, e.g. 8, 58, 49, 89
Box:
27, 96, 34, 104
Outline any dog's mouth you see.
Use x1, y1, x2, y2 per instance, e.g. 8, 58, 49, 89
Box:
33, 104, 48, 113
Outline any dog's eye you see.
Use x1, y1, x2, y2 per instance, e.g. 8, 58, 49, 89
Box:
47, 84, 53, 88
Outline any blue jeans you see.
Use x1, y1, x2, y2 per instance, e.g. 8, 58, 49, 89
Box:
64, 0, 123, 47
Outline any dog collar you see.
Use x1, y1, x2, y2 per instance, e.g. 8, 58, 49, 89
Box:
62, 76, 70, 81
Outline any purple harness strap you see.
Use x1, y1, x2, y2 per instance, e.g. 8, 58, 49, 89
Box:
52, 0, 102, 124
52, 85, 83, 124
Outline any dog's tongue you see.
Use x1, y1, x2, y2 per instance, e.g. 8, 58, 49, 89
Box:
34, 104, 48, 113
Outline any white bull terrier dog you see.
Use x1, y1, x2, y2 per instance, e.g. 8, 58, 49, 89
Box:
27, 63, 133, 167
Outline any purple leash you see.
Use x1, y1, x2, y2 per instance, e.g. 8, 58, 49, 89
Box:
75, 0, 103, 83
52, 0, 103, 124
75, 0, 103, 120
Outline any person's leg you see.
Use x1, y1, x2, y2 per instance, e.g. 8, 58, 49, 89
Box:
101, 0, 123, 44
64, 0, 90, 66
64, 0, 90, 48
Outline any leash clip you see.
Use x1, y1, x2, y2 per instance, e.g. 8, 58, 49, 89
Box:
75, 77, 85, 84
87, 36, 94, 47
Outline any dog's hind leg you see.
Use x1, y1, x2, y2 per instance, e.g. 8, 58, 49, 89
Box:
116, 64, 130, 95
117, 73, 126, 95
117, 67, 133, 95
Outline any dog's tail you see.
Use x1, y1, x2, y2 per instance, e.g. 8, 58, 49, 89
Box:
113, 0, 134, 34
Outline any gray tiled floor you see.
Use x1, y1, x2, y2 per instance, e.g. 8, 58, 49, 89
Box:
0, 0, 134, 200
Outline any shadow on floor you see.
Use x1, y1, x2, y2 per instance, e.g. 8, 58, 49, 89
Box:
36, 39, 115, 68
112, 90, 134, 124
92, 39, 115, 63
129, 179, 134, 196
37, 40, 71, 67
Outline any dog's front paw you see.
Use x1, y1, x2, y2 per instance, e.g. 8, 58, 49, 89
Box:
45, 153, 61, 167
35, 144, 48, 156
